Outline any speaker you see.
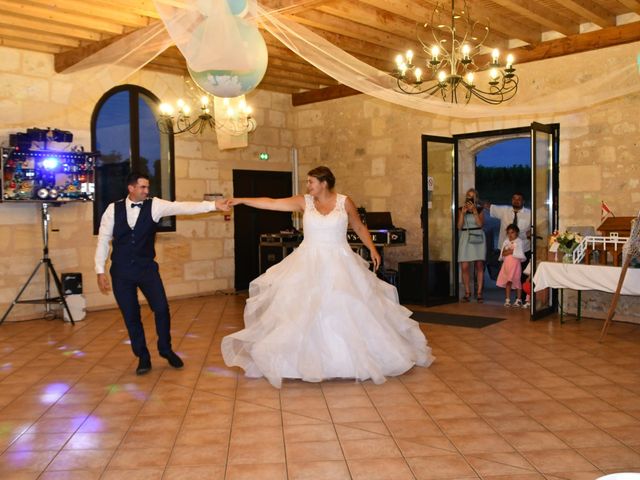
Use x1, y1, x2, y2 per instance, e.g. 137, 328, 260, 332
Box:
398, 260, 450, 304
258, 246, 296, 274
61, 272, 83, 295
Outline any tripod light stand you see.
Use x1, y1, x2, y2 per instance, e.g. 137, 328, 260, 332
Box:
0, 203, 74, 325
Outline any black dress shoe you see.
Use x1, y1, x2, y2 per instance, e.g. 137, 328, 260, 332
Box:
160, 351, 184, 369
136, 356, 152, 375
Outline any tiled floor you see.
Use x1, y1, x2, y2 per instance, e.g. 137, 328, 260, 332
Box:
0, 294, 639, 479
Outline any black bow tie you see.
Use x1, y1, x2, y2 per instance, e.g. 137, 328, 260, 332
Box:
131, 203, 143, 208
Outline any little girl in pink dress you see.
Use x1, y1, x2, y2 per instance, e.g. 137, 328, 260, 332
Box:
497, 224, 526, 307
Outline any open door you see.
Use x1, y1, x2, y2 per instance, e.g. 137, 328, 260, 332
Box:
530, 122, 560, 319
420, 135, 458, 305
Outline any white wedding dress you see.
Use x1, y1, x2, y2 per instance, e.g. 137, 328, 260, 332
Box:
221, 194, 434, 388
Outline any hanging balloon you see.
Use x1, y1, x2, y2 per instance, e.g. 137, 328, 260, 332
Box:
188, 22, 268, 98
227, 0, 249, 16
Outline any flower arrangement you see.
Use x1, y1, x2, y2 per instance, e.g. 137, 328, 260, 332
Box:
549, 230, 584, 253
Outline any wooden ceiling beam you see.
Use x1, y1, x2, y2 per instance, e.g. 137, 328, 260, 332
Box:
0, 0, 125, 34
258, 0, 335, 16
316, 1, 433, 42
91, 0, 160, 19
142, 62, 186, 77
417, 0, 542, 45
287, 9, 419, 52
502, 17, 640, 63
558, 0, 616, 27
489, 0, 579, 36
616, 0, 640, 15
0, 12, 103, 41
0, 36, 62, 54
152, 42, 337, 84
20, 0, 151, 28
54, 32, 129, 72
292, 84, 360, 106
356, 0, 510, 49
257, 82, 299, 94
264, 57, 337, 82
304, 26, 410, 64
0, 26, 81, 48
260, 73, 325, 90
265, 65, 338, 87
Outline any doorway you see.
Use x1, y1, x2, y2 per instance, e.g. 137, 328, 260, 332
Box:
233, 170, 293, 291
464, 135, 531, 305
421, 123, 559, 317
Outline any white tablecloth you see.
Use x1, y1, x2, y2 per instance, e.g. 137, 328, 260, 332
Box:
533, 262, 640, 295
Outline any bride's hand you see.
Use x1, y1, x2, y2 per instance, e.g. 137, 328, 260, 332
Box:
371, 249, 381, 272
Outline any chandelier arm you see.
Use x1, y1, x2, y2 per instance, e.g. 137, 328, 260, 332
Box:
470, 75, 518, 98
396, 78, 446, 96
466, 79, 518, 104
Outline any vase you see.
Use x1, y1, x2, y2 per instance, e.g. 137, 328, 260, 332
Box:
559, 247, 574, 263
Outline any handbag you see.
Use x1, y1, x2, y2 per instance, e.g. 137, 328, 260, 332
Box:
468, 230, 484, 244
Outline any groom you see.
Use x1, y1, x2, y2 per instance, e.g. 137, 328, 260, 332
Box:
95, 172, 230, 375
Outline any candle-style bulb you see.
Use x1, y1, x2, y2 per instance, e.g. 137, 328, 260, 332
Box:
461, 44, 471, 59
200, 96, 209, 106
438, 71, 447, 83
492, 48, 500, 63
431, 46, 440, 59
506, 53, 514, 68
159, 103, 173, 116
406, 50, 414, 63
414, 67, 422, 82
395, 54, 403, 66
489, 68, 499, 80
466, 72, 474, 85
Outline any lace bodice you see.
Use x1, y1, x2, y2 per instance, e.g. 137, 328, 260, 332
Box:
303, 194, 349, 245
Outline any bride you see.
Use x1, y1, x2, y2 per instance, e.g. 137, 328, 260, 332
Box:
221, 166, 434, 388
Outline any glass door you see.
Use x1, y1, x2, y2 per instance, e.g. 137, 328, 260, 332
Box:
530, 122, 559, 319
421, 135, 458, 305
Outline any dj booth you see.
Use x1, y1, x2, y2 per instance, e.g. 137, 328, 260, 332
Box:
258, 211, 406, 274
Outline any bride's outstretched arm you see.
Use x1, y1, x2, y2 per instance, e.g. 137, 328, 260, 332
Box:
345, 196, 381, 271
229, 195, 305, 212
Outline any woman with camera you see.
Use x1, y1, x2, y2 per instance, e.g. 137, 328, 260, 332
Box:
457, 188, 486, 303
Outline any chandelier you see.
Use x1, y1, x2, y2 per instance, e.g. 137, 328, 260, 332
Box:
391, 0, 518, 104
157, 92, 256, 136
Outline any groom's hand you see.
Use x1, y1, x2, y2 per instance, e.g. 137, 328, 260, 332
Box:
215, 198, 231, 211
97, 273, 111, 294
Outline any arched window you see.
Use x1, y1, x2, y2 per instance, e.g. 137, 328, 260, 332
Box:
91, 85, 175, 234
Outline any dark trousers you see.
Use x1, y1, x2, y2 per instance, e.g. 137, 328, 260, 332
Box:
111, 262, 171, 359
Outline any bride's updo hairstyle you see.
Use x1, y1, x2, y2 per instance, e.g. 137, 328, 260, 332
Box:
307, 166, 336, 189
